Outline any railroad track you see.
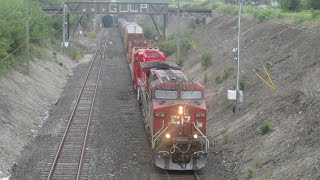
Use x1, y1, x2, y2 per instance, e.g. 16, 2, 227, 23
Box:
163, 170, 201, 180
43, 31, 107, 180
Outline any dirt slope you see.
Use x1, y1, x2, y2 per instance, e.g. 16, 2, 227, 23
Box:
0, 50, 75, 178
169, 12, 320, 179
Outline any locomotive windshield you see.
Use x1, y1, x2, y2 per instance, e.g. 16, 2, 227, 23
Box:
181, 91, 202, 99
155, 90, 177, 99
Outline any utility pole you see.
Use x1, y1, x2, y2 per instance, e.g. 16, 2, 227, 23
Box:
62, 5, 67, 52
176, 1, 181, 64
25, 0, 30, 75
235, 0, 242, 114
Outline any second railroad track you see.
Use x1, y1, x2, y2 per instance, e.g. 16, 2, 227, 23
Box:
44, 31, 107, 180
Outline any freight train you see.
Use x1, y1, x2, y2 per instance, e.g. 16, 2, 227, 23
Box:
118, 18, 209, 170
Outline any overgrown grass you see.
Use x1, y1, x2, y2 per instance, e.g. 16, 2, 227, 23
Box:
180, 0, 320, 24
200, 52, 212, 68
88, 32, 97, 39
214, 75, 223, 84
66, 46, 83, 60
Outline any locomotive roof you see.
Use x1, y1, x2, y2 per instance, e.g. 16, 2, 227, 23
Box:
154, 69, 191, 83
140, 61, 180, 73
136, 48, 166, 60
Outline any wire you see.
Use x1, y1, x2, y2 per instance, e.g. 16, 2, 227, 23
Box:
0, 0, 24, 21
0, 0, 22, 17
0, 40, 27, 62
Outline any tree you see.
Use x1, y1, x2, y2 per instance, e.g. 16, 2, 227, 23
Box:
307, 0, 320, 10
279, 0, 302, 11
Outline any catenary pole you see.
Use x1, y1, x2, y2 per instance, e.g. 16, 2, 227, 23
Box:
176, 1, 181, 64
25, 0, 30, 75
63, 5, 66, 52
235, 0, 242, 114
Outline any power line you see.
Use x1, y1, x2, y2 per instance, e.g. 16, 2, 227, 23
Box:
0, 0, 22, 17
0, 40, 27, 62
1, 0, 24, 21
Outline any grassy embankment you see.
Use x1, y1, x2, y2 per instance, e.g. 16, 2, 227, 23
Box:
0, 0, 95, 75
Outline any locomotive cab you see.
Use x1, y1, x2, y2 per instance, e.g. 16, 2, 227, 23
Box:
130, 49, 166, 90
139, 61, 209, 170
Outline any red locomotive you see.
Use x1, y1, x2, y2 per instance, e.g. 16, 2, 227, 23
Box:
118, 18, 209, 170
117, 18, 166, 90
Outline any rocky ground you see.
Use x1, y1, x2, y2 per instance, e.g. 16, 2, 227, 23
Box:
171, 12, 320, 179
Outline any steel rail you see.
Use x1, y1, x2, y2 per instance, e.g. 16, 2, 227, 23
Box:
165, 170, 200, 180
76, 48, 104, 179
194, 171, 200, 180
47, 46, 101, 180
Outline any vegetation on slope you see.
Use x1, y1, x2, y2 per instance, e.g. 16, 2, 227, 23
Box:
176, 0, 320, 24
0, 0, 95, 74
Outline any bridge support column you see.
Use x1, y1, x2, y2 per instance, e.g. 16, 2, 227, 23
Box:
163, 14, 168, 40
67, 13, 70, 41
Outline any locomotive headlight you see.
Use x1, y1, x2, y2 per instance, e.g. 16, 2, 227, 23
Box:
178, 106, 183, 115
165, 133, 171, 139
193, 134, 198, 139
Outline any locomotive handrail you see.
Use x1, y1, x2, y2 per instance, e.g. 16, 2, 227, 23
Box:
192, 123, 209, 150
152, 120, 167, 149
152, 121, 209, 150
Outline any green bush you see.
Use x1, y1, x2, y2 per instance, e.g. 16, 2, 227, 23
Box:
308, 0, 320, 10
88, 32, 97, 39
0, 0, 49, 74
144, 26, 158, 40
246, 168, 255, 178
200, 52, 212, 68
254, 9, 273, 22
66, 46, 83, 60
215, 75, 223, 84
279, 0, 302, 11
311, 9, 320, 18
260, 120, 272, 134
159, 39, 176, 56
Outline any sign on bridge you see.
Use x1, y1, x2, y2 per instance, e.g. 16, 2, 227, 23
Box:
65, 2, 169, 14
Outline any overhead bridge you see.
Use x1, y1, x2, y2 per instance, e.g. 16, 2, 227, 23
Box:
42, 3, 212, 16
42, 2, 212, 43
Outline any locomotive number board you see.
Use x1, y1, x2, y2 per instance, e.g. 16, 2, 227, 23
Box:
65, 2, 169, 14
